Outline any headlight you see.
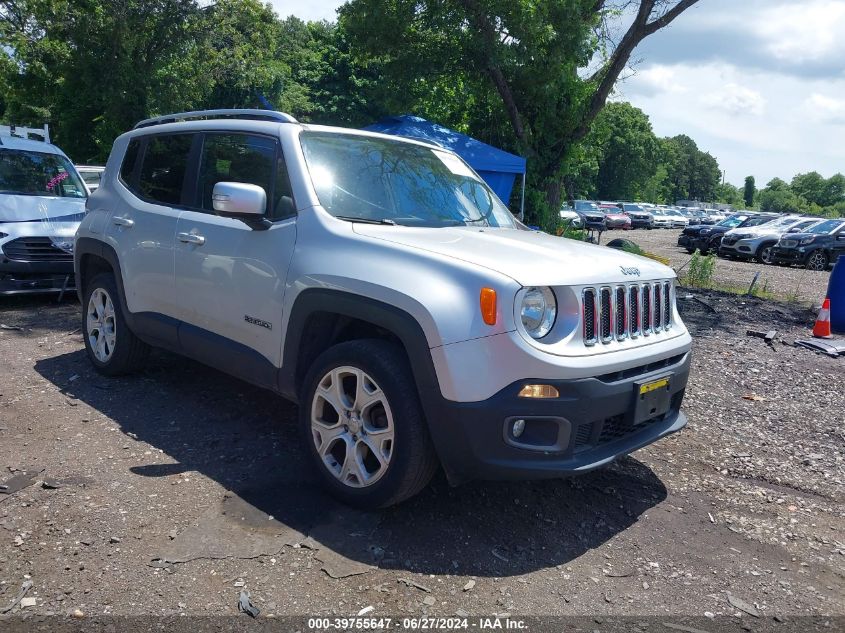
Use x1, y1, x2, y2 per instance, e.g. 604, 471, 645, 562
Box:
520, 287, 557, 339
799, 236, 815, 245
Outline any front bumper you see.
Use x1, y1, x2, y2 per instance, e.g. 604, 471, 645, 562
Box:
0, 256, 75, 294
677, 235, 693, 247
718, 238, 756, 258
427, 351, 691, 483
771, 246, 805, 264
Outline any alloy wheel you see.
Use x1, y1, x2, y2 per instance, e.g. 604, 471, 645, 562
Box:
86, 288, 117, 362
806, 252, 827, 271
310, 366, 395, 488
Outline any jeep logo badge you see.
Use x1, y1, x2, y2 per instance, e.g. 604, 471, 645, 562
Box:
620, 266, 640, 276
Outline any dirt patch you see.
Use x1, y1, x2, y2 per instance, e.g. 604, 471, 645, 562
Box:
0, 292, 842, 619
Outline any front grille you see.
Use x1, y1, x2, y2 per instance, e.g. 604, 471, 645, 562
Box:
2, 237, 73, 262
722, 235, 739, 246
581, 280, 674, 345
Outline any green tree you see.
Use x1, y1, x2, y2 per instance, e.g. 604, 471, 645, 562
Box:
340, 0, 701, 221
790, 171, 826, 207
659, 135, 720, 203
743, 175, 755, 207
760, 178, 802, 213
715, 182, 742, 207
592, 102, 659, 201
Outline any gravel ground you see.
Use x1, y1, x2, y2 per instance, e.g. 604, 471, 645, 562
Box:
612, 228, 834, 305
0, 290, 843, 624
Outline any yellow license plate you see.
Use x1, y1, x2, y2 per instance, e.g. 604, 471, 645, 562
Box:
639, 377, 670, 395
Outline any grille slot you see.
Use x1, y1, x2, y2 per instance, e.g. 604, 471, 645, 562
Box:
2, 237, 73, 262
654, 283, 663, 330
600, 287, 612, 342
629, 285, 640, 338
663, 281, 672, 329
583, 288, 597, 345
642, 284, 652, 334
615, 286, 627, 339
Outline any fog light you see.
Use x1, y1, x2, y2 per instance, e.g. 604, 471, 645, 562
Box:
518, 384, 559, 399
512, 419, 526, 438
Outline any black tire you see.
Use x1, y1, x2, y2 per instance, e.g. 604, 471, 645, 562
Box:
82, 272, 149, 376
755, 242, 776, 264
299, 339, 439, 509
685, 247, 695, 254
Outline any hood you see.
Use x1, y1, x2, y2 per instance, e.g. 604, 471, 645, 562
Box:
0, 194, 86, 223
352, 225, 674, 286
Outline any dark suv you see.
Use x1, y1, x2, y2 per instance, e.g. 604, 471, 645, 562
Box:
771, 218, 845, 270
678, 213, 775, 254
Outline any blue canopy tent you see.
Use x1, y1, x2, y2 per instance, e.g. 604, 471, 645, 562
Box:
364, 115, 527, 215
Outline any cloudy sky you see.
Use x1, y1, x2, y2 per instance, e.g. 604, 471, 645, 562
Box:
270, 0, 845, 187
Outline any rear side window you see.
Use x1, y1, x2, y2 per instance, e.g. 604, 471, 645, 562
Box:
138, 134, 193, 206
195, 133, 293, 218
119, 139, 140, 185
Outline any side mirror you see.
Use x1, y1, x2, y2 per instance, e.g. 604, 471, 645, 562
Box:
212, 182, 270, 230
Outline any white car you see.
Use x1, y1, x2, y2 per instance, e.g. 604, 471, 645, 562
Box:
650, 209, 674, 228
1, 126, 87, 294
75, 109, 692, 508
559, 206, 584, 228
76, 165, 106, 191
661, 208, 689, 228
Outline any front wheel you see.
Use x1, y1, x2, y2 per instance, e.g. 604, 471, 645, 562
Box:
805, 250, 829, 271
300, 339, 438, 508
83, 273, 149, 375
756, 243, 776, 264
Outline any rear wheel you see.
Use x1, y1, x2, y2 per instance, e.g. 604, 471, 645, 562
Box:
83, 273, 149, 375
805, 250, 829, 271
300, 339, 438, 508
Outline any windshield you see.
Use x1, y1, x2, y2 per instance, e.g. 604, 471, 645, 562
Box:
719, 215, 747, 228
622, 204, 643, 212
741, 216, 773, 227
806, 219, 845, 234
575, 200, 599, 211
0, 149, 87, 198
300, 132, 516, 228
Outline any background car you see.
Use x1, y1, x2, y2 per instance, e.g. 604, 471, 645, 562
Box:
682, 213, 777, 254
603, 208, 632, 229
621, 203, 654, 229
575, 200, 607, 231
650, 209, 673, 228
559, 205, 584, 228
719, 215, 820, 263
1, 127, 87, 294
662, 208, 689, 228
772, 218, 845, 270
75, 165, 105, 191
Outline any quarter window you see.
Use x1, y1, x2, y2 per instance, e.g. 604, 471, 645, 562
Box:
138, 134, 193, 206
119, 139, 141, 186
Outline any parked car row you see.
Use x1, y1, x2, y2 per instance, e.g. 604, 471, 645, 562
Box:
561, 200, 729, 232
678, 212, 845, 271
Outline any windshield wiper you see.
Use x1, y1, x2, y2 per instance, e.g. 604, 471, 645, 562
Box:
335, 215, 397, 225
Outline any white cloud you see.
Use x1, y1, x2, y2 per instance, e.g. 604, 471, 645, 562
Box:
804, 93, 845, 124
703, 83, 766, 117
630, 65, 687, 97
620, 62, 845, 184
753, 1, 845, 63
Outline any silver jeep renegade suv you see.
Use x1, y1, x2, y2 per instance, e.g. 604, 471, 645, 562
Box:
74, 109, 692, 508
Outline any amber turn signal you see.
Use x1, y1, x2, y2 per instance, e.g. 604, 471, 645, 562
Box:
518, 384, 560, 399
480, 287, 497, 325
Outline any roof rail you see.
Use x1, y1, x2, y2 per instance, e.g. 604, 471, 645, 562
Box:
0, 123, 50, 144
133, 109, 298, 130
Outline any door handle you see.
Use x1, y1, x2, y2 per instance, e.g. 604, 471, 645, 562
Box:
177, 232, 206, 246
113, 216, 134, 228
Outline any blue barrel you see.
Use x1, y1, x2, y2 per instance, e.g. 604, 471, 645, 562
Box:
829, 257, 845, 334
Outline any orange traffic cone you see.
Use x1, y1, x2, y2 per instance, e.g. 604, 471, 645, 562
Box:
813, 298, 833, 338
